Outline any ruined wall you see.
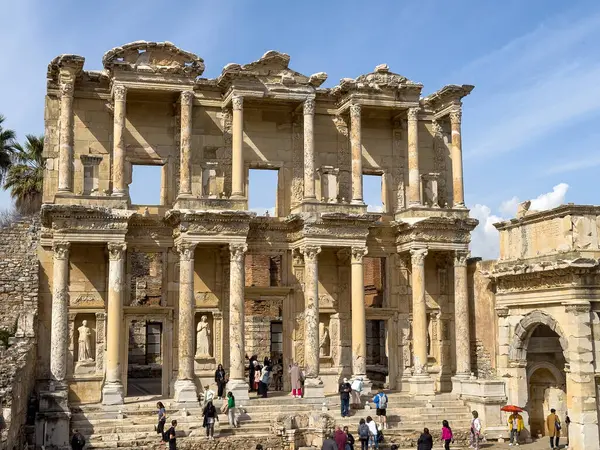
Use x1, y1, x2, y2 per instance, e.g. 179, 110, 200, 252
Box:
468, 258, 497, 379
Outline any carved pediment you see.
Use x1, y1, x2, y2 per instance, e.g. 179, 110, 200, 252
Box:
331, 64, 422, 97
423, 84, 474, 113
47, 54, 85, 84
102, 41, 205, 77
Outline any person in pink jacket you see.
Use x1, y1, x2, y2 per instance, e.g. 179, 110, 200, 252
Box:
441, 420, 453, 450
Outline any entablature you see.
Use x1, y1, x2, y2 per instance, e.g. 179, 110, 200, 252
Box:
166, 209, 254, 245
422, 84, 474, 118
394, 216, 477, 252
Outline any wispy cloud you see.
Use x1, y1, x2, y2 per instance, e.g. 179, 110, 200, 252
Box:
542, 155, 600, 176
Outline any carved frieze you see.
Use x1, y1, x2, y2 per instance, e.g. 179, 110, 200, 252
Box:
291, 112, 304, 207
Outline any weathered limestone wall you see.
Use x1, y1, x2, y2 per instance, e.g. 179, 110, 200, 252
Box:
467, 259, 497, 378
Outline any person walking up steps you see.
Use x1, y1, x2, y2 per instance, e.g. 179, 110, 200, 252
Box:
203, 400, 218, 440
440, 420, 453, 450
366, 416, 379, 449
225, 391, 238, 428
372, 390, 388, 429
358, 418, 369, 450
156, 402, 167, 437
508, 411, 524, 446
166, 420, 177, 450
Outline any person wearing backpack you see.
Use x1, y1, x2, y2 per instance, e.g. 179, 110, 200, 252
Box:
417, 427, 433, 450
165, 420, 177, 450
70, 429, 85, 450
358, 418, 369, 450
372, 390, 388, 430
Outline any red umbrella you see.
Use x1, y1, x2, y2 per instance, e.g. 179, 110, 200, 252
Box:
501, 405, 524, 413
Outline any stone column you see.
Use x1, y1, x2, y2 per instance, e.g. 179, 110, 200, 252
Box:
102, 242, 126, 405
174, 242, 198, 402
303, 97, 316, 200
350, 104, 363, 204
409, 248, 434, 394
57, 83, 74, 193
302, 245, 324, 397
350, 247, 368, 374
231, 95, 244, 199
227, 243, 249, 400
112, 85, 127, 197
453, 251, 471, 379
407, 108, 421, 206
95, 311, 106, 375
179, 91, 194, 197
50, 242, 70, 384
450, 110, 465, 208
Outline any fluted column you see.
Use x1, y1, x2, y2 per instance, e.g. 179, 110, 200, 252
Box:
227, 243, 249, 400
112, 85, 127, 197
174, 242, 198, 402
410, 248, 428, 374
57, 82, 74, 193
453, 250, 470, 377
50, 242, 70, 384
303, 98, 316, 200
351, 247, 371, 388
231, 96, 244, 198
350, 104, 363, 204
179, 91, 194, 197
450, 110, 465, 208
103, 242, 126, 405
407, 107, 421, 206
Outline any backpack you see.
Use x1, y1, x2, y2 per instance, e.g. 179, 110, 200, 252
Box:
162, 430, 169, 442
378, 393, 388, 409
359, 423, 369, 440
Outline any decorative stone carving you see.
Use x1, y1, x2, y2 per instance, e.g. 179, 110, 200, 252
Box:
319, 322, 330, 357
53, 241, 70, 260
195, 315, 211, 358
350, 104, 361, 118
410, 248, 427, 266
304, 98, 315, 115
351, 246, 368, 263
229, 243, 248, 262
108, 242, 127, 260
407, 107, 419, 121
77, 320, 94, 362
232, 95, 243, 111
177, 242, 196, 261
301, 245, 321, 262
421, 173, 440, 208
181, 90, 194, 105
113, 84, 126, 101
318, 166, 339, 203
449, 110, 462, 125
60, 82, 74, 96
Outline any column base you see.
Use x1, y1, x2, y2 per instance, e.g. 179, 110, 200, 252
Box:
451, 374, 470, 395
409, 375, 435, 397
226, 378, 249, 402
303, 377, 325, 399
174, 379, 198, 404
102, 382, 124, 405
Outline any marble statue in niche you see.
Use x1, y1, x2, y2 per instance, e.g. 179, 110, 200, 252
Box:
78, 320, 94, 362
319, 322, 330, 357
196, 315, 211, 358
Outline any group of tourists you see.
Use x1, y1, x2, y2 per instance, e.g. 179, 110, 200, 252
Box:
505, 408, 567, 449
249, 355, 283, 397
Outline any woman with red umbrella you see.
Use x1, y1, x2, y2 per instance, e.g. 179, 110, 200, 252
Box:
502, 405, 525, 446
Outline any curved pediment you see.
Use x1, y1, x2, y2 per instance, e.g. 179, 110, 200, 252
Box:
47, 54, 85, 83
331, 64, 422, 96
102, 41, 205, 77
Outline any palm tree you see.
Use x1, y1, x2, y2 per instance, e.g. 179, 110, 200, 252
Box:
4, 134, 44, 214
0, 114, 16, 182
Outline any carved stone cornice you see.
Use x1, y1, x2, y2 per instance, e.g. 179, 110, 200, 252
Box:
331, 64, 423, 100
395, 216, 478, 247
289, 213, 380, 242
422, 84, 474, 115
53, 241, 71, 260
410, 248, 428, 266
165, 210, 254, 238
176, 242, 196, 261
108, 242, 127, 261
564, 302, 591, 315
41, 204, 135, 234
351, 246, 368, 264
301, 245, 321, 263
492, 266, 598, 294
229, 243, 248, 262
495, 307, 509, 318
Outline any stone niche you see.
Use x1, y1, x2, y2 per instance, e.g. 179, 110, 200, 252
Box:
319, 313, 331, 362
421, 173, 441, 208
317, 166, 339, 203
129, 250, 164, 306
194, 311, 216, 369
73, 313, 97, 376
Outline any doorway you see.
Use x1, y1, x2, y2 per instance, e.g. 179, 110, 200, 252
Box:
366, 320, 388, 387
126, 320, 163, 396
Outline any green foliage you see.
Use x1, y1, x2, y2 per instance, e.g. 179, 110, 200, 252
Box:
4, 134, 44, 214
0, 114, 17, 183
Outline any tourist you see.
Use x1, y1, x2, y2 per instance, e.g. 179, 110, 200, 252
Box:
254, 362, 262, 392
272, 358, 283, 391
440, 420, 453, 450
344, 425, 355, 450
156, 401, 167, 437
289, 361, 302, 398
201, 384, 215, 407
366, 416, 379, 449
321, 432, 338, 450
214, 364, 227, 399
357, 418, 369, 450
249, 355, 258, 392
372, 390, 388, 429
70, 429, 86, 450
350, 377, 363, 408
225, 392, 238, 427
339, 377, 352, 417
470, 410, 482, 450
203, 400, 218, 440
507, 411, 524, 446
417, 427, 433, 450
258, 364, 271, 398
546, 408, 561, 450
166, 420, 177, 450
334, 425, 347, 450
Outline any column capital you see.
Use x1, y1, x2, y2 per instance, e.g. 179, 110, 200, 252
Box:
304, 97, 315, 115
351, 246, 368, 264
454, 250, 468, 267
232, 95, 243, 111
229, 243, 248, 262
410, 248, 428, 266
180, 90, 194, 106
407, 107, 420, 121
53, 241, 71, 260
107, 242, 127, 261
350, 103, 361, 119
95, 311, 106, 320
301, 245, 321, 263
113, 84, 127, 101
449, 109, 462, 125
60, 82, 74, 97
176, 242, 196, 261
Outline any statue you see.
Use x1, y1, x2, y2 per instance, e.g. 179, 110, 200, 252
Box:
319, 322, 330, 357
196, 315, 211, 358
77, 320, 94, 362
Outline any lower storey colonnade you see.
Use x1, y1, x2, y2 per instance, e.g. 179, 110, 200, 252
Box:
47, 240, 472, 404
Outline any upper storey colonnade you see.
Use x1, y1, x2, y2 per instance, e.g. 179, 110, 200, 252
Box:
46, 41, 473, 217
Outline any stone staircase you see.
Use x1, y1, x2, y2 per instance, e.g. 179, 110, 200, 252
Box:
70, 392, 474, 449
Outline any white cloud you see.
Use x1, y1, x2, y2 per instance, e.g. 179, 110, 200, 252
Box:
367, 205, 384, 213
470, 183, 569, 260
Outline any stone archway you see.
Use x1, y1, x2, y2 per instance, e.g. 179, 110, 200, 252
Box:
508, 310, 568, 364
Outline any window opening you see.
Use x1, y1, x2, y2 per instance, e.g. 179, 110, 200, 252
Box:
249, 169, 278, 216
363, 174, 384, 213
270, 321, 283, 356
130, 165, 163, 205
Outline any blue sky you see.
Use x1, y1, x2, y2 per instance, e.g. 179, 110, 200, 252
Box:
2, 0, 600, 259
